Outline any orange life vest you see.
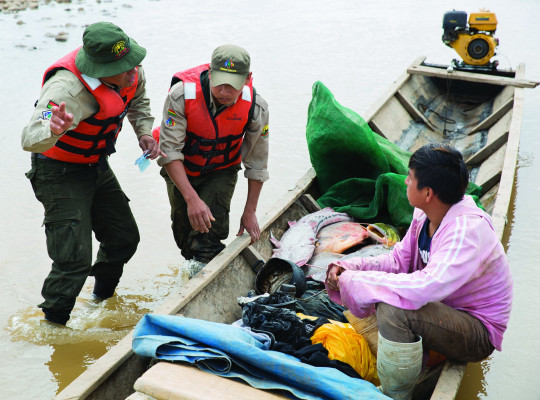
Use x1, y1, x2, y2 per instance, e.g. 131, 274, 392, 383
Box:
41, 47, 138, 164
171, 64, 255, 176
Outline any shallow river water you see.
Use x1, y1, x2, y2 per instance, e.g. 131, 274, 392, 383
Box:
1, 0, 539, 399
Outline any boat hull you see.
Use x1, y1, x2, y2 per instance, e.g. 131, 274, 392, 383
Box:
56, 58, 536, 400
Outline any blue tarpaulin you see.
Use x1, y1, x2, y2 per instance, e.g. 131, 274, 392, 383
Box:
132, 314, 389, 400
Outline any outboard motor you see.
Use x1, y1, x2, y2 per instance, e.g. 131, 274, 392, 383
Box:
442, 9, 499, 70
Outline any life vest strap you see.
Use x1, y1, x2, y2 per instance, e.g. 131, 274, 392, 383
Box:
84, 104, 129, 126
61, 121, 119, 156
184, 130, 244, 157
183, 151, 241, 175
65, 127, 115, 142
54, 139, 112, 157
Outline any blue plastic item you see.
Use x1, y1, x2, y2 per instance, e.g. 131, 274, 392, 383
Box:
132, 314, 389, 400
134, 150, 151, 172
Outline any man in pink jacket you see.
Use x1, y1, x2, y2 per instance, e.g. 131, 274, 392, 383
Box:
326, 143, 512, 400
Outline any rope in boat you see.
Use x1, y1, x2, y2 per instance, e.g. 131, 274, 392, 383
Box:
296, 288, 327, 302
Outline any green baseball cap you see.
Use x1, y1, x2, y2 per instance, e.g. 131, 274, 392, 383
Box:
210, 44, 250, 90
75, 22, 146, 78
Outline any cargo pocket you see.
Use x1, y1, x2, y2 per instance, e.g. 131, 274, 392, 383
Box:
25, 164, 36, 180
44, 209, 82, 264
212, 192, 233, 239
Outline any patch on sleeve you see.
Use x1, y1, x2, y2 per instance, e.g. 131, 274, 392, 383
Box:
38, 110, 52, 120
165, 109, 177, 127
38, 100, 58, 120
261, 124, 269, 138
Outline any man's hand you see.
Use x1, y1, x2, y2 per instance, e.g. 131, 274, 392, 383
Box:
237, 210, 260, 244
49, 102, 73, 136
139, 135, 166, 159
187, 197, 215, 233
326, 264, 345, 291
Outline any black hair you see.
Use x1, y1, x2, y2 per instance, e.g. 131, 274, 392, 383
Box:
408, 143, 468, 205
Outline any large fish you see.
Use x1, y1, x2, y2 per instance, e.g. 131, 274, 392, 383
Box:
270, 207, 352, 266
305, 244, 395, 283
340, 244, 394, 260
365, 223, 400, 247
313, 221, 370, 255
304, 251, 344, 282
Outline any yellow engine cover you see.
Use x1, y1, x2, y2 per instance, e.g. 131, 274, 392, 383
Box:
450, 33, 498, 65
469, 12, 497, 32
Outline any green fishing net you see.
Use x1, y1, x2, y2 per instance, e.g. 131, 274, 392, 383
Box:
306, 81, 482, 228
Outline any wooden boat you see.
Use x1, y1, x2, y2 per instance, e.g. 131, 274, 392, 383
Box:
55, 57, 538, 400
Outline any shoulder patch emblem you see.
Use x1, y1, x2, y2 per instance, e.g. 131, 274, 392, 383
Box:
165, 117, 176, 127
261, 124, 269, 138
38, 110, 52, 120
38, 100, 58, 119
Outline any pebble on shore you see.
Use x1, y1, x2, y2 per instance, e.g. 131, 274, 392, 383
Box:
0, 0, 72, 14
5, 0, 75, 43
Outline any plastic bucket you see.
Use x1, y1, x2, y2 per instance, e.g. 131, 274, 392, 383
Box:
255, 258, 306, 297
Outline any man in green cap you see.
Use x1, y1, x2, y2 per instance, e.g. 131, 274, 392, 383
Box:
155, 44, 269, 277
21, 22, 162, 325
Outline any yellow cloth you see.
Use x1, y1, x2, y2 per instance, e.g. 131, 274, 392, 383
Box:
310, 319, 379, 384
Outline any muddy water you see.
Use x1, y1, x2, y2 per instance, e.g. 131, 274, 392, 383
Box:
1, 0, 539, 399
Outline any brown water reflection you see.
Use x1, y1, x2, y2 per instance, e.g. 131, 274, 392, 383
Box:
456, 185, 516, 399
48, 341, 109, 393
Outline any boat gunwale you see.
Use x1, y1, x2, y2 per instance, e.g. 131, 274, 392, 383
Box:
55, 59, 528, 400
55, 170, 317, 400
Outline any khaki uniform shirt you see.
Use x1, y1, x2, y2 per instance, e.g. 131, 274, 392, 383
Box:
21, 66, 154, 154
157, 80, 270, 182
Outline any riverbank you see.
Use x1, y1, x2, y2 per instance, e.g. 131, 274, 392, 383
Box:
0, 0, 74, 13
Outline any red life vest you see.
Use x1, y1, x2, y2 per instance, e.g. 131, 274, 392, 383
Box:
171, 64, 255, 176
41, 47, 138, 164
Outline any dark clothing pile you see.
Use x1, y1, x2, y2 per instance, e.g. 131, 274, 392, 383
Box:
240, 289, 361, 379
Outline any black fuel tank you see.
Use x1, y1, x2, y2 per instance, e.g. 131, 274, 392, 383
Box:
443, 10, 467, 30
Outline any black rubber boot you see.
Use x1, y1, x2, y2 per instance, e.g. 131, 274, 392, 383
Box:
42, 308, 69, 325
92, 278, 119, 300
91, 262, 124, 300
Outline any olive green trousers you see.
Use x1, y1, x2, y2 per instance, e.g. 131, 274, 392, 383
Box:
160, 165, 240, 263
27, 155, 139, 324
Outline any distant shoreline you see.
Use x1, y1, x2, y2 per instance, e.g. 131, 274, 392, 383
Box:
1, 0, 74, 14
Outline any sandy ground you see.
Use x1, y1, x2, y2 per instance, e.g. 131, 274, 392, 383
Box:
1, 0, 76, 13
2, 0, 87, 41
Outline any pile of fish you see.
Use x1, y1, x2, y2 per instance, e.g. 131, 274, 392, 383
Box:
270, 208, 400, 282
270, 208, 352, 266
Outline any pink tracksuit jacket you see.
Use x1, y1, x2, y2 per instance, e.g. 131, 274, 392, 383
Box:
327, 195, 513, 351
